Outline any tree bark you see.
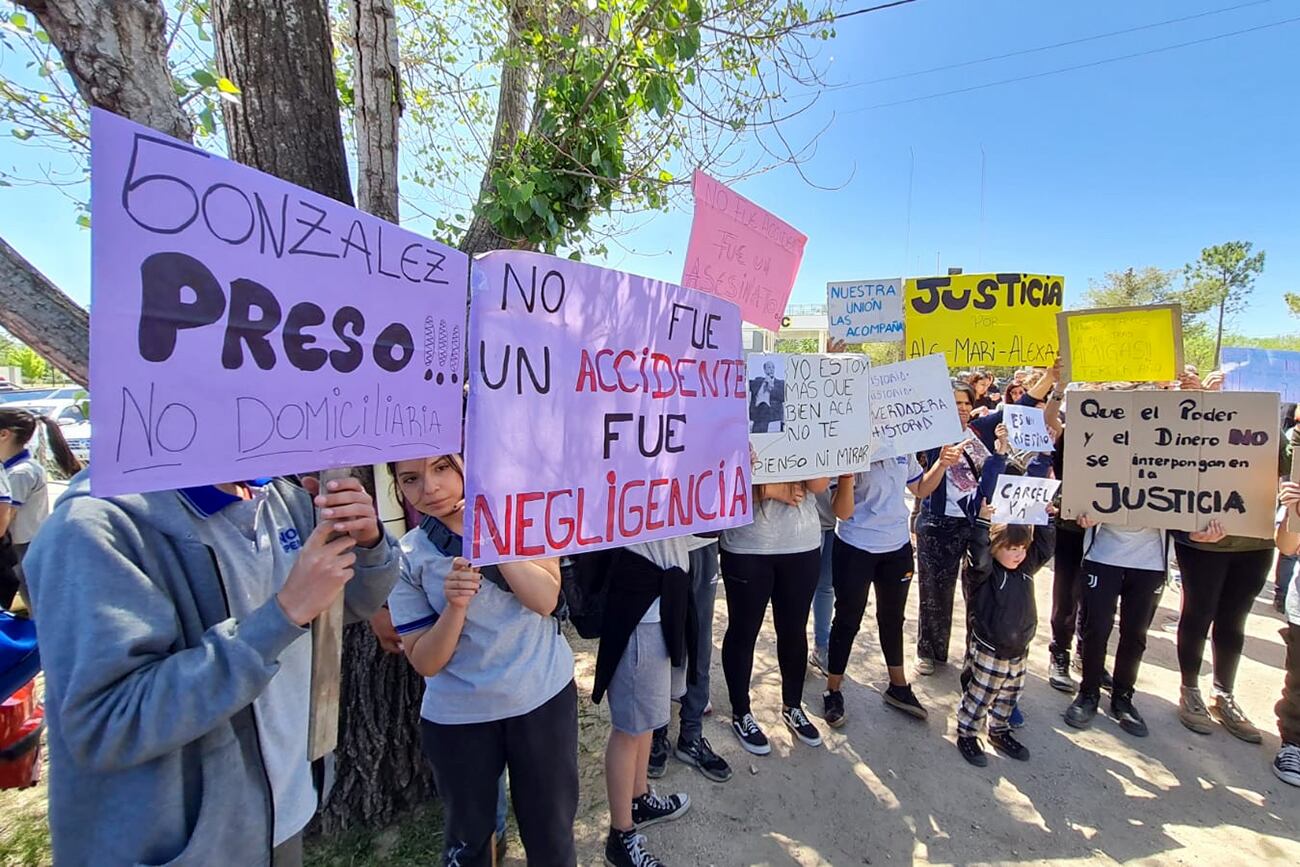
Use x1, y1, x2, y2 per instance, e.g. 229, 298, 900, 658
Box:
211, 0, 353, 206
0, 236, 90, 386
16, 0, 192, 141
459, 1, 531, 257
350, 0, 401, 225
314, 0, 433, 833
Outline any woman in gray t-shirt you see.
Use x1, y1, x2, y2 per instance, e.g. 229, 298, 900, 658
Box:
387, 454, 578, 865
719, 478, 829, 756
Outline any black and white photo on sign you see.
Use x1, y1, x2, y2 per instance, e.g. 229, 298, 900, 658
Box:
747, 353, 786, 434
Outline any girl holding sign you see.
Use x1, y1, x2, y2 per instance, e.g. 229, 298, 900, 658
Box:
819, 452, 951, 727
386, 454, 581, 866
721, 477, 831, 754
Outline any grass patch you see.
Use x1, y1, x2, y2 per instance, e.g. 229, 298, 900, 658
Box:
305, 803, 444, 867
0, 811, 52, 867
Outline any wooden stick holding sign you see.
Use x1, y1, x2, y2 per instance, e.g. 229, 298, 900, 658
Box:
307, 466, 352, 761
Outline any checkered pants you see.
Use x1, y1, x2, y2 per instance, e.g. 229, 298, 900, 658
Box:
956, 645, 1026, 737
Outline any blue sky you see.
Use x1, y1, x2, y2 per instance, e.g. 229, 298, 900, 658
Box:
2, 0, 1298, 336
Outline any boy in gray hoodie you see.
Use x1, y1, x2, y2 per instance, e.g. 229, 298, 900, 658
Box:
24, 473, 398, 867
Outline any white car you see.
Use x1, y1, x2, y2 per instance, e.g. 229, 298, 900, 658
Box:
5, 387, 87, 425
62, 420, 91, 465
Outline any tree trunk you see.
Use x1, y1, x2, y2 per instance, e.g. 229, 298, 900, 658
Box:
6, 0, 191, 382
459, 1, 531, 258
1214, 296, 1226, 370
350, 0, 401, 225
314, 0, 433, 833
211, 0, 352, 206
0, 235, 90, 386
17, 0, 192, 141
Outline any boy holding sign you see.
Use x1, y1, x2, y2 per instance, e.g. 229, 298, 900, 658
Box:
24, 474, 398, 866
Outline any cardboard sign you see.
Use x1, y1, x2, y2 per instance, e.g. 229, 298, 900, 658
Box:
465, 250, 752, 565
1058, 304, 1183, 383
749, 353, 873, 482
1061, 390, 1280, 538
1005, 404, 1054, 452
681, 170, 807, 332
1221, 347, 1300, 403
904, 272, 1063, 368
991, 474, 1061, 526
826, 278, 904, 342
1290, 460, 1300, 535
867, 353, 965, 462
88, 108, 467, 496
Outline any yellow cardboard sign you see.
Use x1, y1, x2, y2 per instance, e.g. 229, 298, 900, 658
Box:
1057, 304, 1182, 384
904, 273, 1062, 369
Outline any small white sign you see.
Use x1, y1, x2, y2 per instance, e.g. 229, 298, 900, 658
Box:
750, 353, 874, 482
991, 474, 1061, 526
827, 278, 904, 343
1005, 404, 1054, 452
867, 354, 964, 462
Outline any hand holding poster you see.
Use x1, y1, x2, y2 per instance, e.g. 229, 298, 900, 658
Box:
1061, 390, 1280, 538
681, 171, 808, 332
1004, 404, 1054, 452
826, 278, 904, 342
1057, 304, 1182, 383
904, 273, 1063, 368
991, 474, 1061, 526
749, 353, 873, 482
466, 251, 752, 565
867, 354, 964, 461
89, 108, 468, 496
1221, 347, 1300, 403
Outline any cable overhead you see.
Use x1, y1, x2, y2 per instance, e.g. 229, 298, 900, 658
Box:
843, 14, 1300, 114
836, 0, 1277, 90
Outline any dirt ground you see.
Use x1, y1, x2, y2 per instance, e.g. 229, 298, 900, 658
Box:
546, 561, 1300, 866
5, 559, 1298, 866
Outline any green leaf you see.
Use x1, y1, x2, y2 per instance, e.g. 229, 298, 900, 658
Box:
658, 169, 673, 183
10, 13, 26, 30
11, 128, 33, 140
192, 69, 217, 88
76, 214, 91, 229
197, 105, 216, 136
34, 30, 49, 44
216, 77, 241, 95
568, 251, 582, 261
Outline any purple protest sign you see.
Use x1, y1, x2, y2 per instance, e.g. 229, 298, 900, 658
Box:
89, 108, 467, 496
465, 250, 752, 565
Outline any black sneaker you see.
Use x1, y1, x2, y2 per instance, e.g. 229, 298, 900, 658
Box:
1110, 689, 1148, 738
823, 689, 846, 728
1064, 691, 1100, 729
782, 705, 823, 747
731, 713, 772, 755
883, 683, 928, 720
957, 735, 988, 767
675, 735, 733, 783
1048, 650, 1077, 694
647, 727, 669, 779
989, 730, 1030, 761
605, 827, 663, 867
631, 788, 690, 829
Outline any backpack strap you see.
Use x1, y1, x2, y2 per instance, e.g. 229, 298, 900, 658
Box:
421, 516, 511, 593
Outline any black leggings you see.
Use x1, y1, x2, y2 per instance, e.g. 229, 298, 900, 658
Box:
721, 548, 821, 714
1078, 560, 1164, 695
828, 538, 914, 674
1174, 545, 1272, 692
420, 681, 579, 867
1049, 527, 1086, 656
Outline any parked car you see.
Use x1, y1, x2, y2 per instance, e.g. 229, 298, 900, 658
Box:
61, 420, 91, 466
4, 387, 86, 424
0, 388, 56, 405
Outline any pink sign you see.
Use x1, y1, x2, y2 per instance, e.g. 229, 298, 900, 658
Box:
89, 108, 468, 496
465, 250, 752, 565
681, 170, 808, 332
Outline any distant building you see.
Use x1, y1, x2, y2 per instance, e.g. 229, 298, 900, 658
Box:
743, 303, 830, 352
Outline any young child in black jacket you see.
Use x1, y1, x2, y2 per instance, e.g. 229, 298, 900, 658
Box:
955, 499, 1055, 767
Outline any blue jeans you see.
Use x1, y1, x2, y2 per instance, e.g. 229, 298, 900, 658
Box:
1278, 552, 1298, 605
812, 529, 835, 653
659, 542, 720, 743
